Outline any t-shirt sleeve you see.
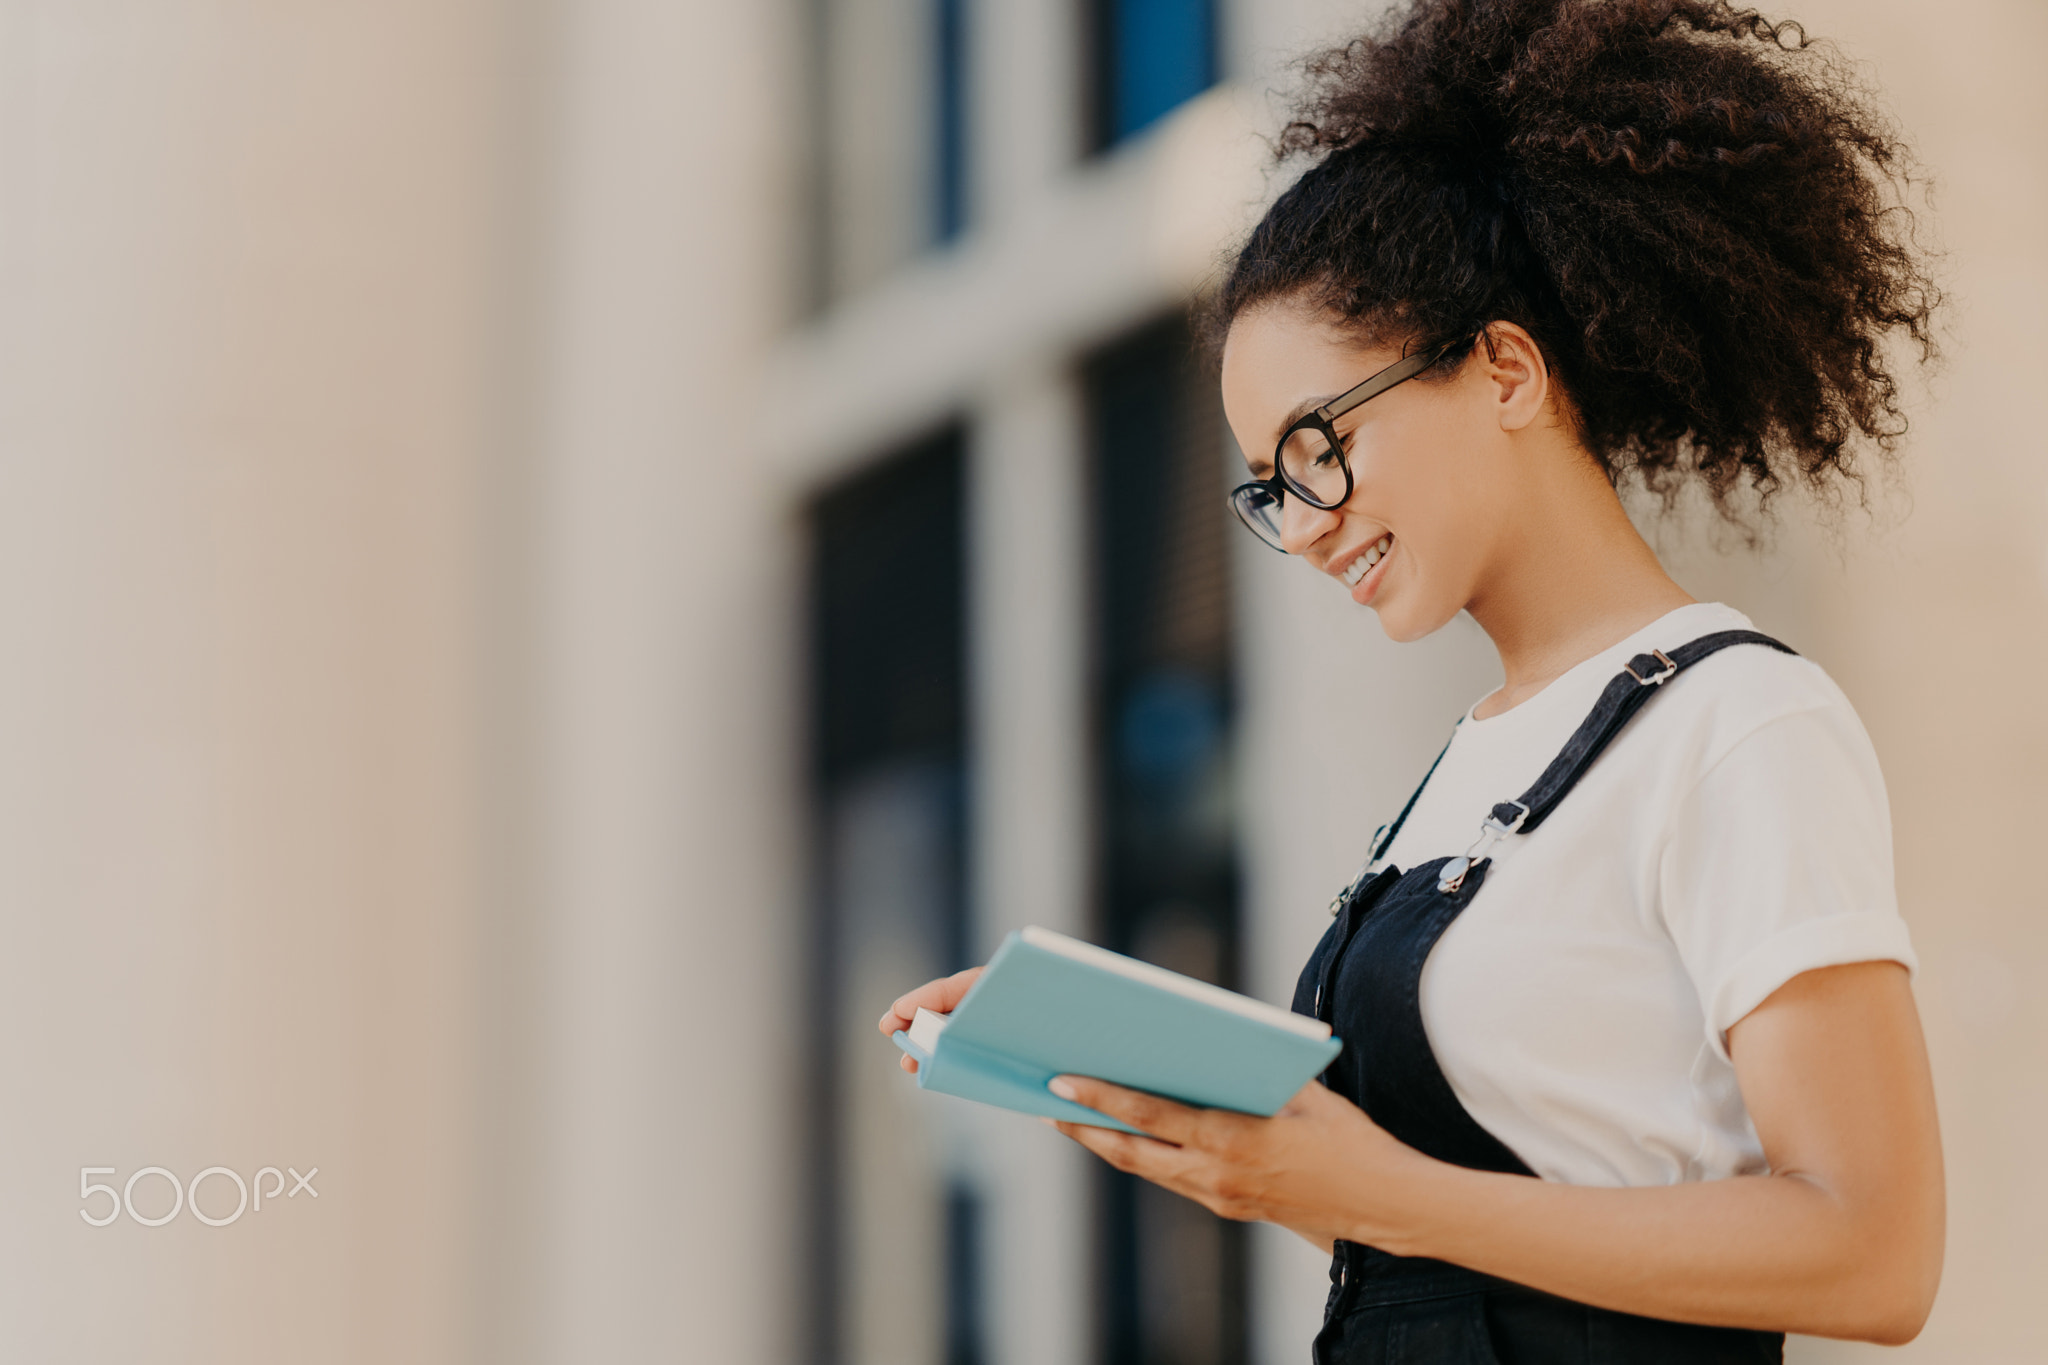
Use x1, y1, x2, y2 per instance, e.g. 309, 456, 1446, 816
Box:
1656, 699, 1917, 1064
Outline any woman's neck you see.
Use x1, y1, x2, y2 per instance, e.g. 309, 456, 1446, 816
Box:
1465, 467, 1694, 721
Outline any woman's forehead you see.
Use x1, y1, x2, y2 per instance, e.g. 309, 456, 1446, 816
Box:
1222, 306, 1400, 439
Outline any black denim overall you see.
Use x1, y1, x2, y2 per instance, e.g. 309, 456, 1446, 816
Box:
1292, 631, 1794, 1365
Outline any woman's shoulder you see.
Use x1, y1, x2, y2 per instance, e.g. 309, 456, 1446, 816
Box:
1653, 606, 1878, 785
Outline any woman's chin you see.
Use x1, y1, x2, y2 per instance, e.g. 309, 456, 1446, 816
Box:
1376, 615, 1431, 645
1370, 594, 1457, 645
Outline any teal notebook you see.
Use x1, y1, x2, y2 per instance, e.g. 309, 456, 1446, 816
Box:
891, 926, 1343, 1134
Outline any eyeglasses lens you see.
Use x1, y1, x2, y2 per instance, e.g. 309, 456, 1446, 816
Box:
1279, 423, 1348, 507
1229, 484, 1286, 550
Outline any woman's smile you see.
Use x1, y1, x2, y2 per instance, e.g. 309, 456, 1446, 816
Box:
1336, 533, 1395, 601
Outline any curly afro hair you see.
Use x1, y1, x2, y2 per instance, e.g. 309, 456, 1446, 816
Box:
1215, 0, 1940, 518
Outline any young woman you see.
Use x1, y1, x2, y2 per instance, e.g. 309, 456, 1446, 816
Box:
882, 1, 1944, 1357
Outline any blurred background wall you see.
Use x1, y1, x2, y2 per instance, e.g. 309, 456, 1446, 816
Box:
0, 1, 2038, 1362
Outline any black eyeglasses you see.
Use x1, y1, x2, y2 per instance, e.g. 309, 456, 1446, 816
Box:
1228, 335, 1474, 551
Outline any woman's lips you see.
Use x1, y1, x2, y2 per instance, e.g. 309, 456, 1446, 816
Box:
1340, 533, 1394, 604
1339, 533, 1391, 586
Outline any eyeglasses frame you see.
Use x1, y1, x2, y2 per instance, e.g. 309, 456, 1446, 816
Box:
1229, 333, 1477, 552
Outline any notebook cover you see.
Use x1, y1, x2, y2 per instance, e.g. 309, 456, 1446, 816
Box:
892, 927, 1342, 1131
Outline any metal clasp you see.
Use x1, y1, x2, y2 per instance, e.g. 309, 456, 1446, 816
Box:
1436, 800, 1530, 894
1327, 861, 1369, 916
1626, 649, 1677, 686
1330, 823, 1395, 915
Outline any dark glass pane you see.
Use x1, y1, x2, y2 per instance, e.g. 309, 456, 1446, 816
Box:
1087, 0, 1217, 151
806, 431, 980, 1365
812, 434, 967, 784
1084, 320, 1247, 1365
934, 0, 969, 243
802, 0, 974, 311
946, 1182, 986, 1365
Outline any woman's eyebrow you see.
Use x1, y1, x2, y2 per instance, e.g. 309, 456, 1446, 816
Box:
1274, 393, 1341, 438
1244, 393, 1343, 475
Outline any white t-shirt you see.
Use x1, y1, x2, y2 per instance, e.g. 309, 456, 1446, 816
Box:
1379, 601, 1916, 1188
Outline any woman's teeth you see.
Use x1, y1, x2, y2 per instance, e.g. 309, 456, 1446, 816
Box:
1342, 534, 1393, 587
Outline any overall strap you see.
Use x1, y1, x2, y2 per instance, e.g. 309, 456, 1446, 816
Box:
1371, 728, 1456, 863
1438, 629, 1795, 893
1328, 727, 1457, 915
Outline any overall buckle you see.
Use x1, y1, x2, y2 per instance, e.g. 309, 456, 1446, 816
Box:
1437, 801, 1530, 894
1625, 649, 1677, 686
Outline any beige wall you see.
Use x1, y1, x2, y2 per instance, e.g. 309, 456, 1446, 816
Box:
0, 0, 805, 1359
1666, 4, 2048, 1357
0, 1, 510, 1359
475, 0, 801, 1361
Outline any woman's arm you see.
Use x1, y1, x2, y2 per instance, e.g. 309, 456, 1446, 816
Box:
1385, 960, 1943, 1340
1049, 959, 1944, 1344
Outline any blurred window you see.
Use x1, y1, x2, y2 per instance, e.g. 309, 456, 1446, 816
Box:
935, 0, 970, 245
807, 0, 973, 309
806, 431, 984, 1365
1083, 319, 1248, 1365
1086, 0, 1218, 150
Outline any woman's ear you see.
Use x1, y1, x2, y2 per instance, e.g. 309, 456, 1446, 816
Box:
1478, 323, 1551, 434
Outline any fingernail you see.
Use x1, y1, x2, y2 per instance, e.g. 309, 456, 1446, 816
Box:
1038, 1116, 1056, 1127
1047, 1077, 1077, 1100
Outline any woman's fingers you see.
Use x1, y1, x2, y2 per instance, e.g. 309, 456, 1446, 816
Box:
1054, 1118, 1187, 1172
879, 965, 986, 1077
1048, 1075, 1200, 1145
876, 965, 984, 1038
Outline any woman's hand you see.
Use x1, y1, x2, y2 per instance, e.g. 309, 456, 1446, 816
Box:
877, 967, 983, 1074
1046, 1074, 1433, 1253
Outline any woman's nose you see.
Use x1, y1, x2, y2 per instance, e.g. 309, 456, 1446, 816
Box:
1279, 496, 1341, 556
